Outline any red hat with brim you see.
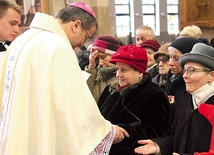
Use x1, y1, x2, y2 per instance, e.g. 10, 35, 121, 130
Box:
110, 44, 148, 73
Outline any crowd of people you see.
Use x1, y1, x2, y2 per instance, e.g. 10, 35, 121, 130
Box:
1, 0, 214, 155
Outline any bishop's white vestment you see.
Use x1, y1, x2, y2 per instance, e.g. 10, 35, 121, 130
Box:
0, 13, 113, 155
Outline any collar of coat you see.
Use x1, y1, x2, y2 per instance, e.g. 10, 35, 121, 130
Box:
96, 65, 117, 82
109, 73, 151, 95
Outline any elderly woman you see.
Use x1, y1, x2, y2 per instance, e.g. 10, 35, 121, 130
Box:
141, 39, 161, 78
165, 37, 200, 124
152, 42, 171, 90
85, 35, 120, 102
134, 43, 214, 155
98, 44, 171, 155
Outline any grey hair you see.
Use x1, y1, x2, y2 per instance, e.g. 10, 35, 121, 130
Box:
55, 6, 98, 31
136, 25, 155, 38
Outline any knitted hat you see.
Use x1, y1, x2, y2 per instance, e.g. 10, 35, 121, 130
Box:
110, 44, 148, 73
141, 39, 160, 52
170, 37, 200, 54
92, 35, 120, 55
199, 37, 210, 45
69, 2, 96, 18
154, 42, 170, 60
179, 43, 214, 70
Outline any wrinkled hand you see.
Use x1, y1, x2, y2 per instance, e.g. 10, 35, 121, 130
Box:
113, 125, 129, 144
89, 48, 98, 69
134, 139, 159, 155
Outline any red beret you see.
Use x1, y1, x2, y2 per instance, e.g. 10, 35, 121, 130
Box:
110, 44, 148, 73
141, 39, 160, 51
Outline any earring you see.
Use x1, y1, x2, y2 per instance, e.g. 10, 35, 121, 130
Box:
139, 77, 142, 80
208, 81, 213, 85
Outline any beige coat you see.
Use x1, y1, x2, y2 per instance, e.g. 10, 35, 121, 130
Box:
85, 65, 117, 103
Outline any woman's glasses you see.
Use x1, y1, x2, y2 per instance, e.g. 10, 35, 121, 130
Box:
155, 57, 169, 64
183, 67, 212, 75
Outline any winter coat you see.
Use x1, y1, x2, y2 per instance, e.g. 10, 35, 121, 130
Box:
85, 65, 117, 102
153, 93, 214, 155
152, 74, 167, 90
146, 64, 159, 79
76, 50, 90, 70
98, 74, 171, 155
165, 71, 186, 124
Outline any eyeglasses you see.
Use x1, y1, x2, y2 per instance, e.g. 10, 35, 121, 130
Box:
183, 67, 212, 75
155, 57, 169, 64
81, 23, 91, 43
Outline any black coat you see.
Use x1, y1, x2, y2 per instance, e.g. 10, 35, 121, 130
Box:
153, 93, 214, 155
152, 74, 167, 90
98, 74, 171, 155
165, 71, 186, 124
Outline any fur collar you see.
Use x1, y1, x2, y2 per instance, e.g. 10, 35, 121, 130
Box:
109, 73, 150, 95
96, 65, 117, 82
